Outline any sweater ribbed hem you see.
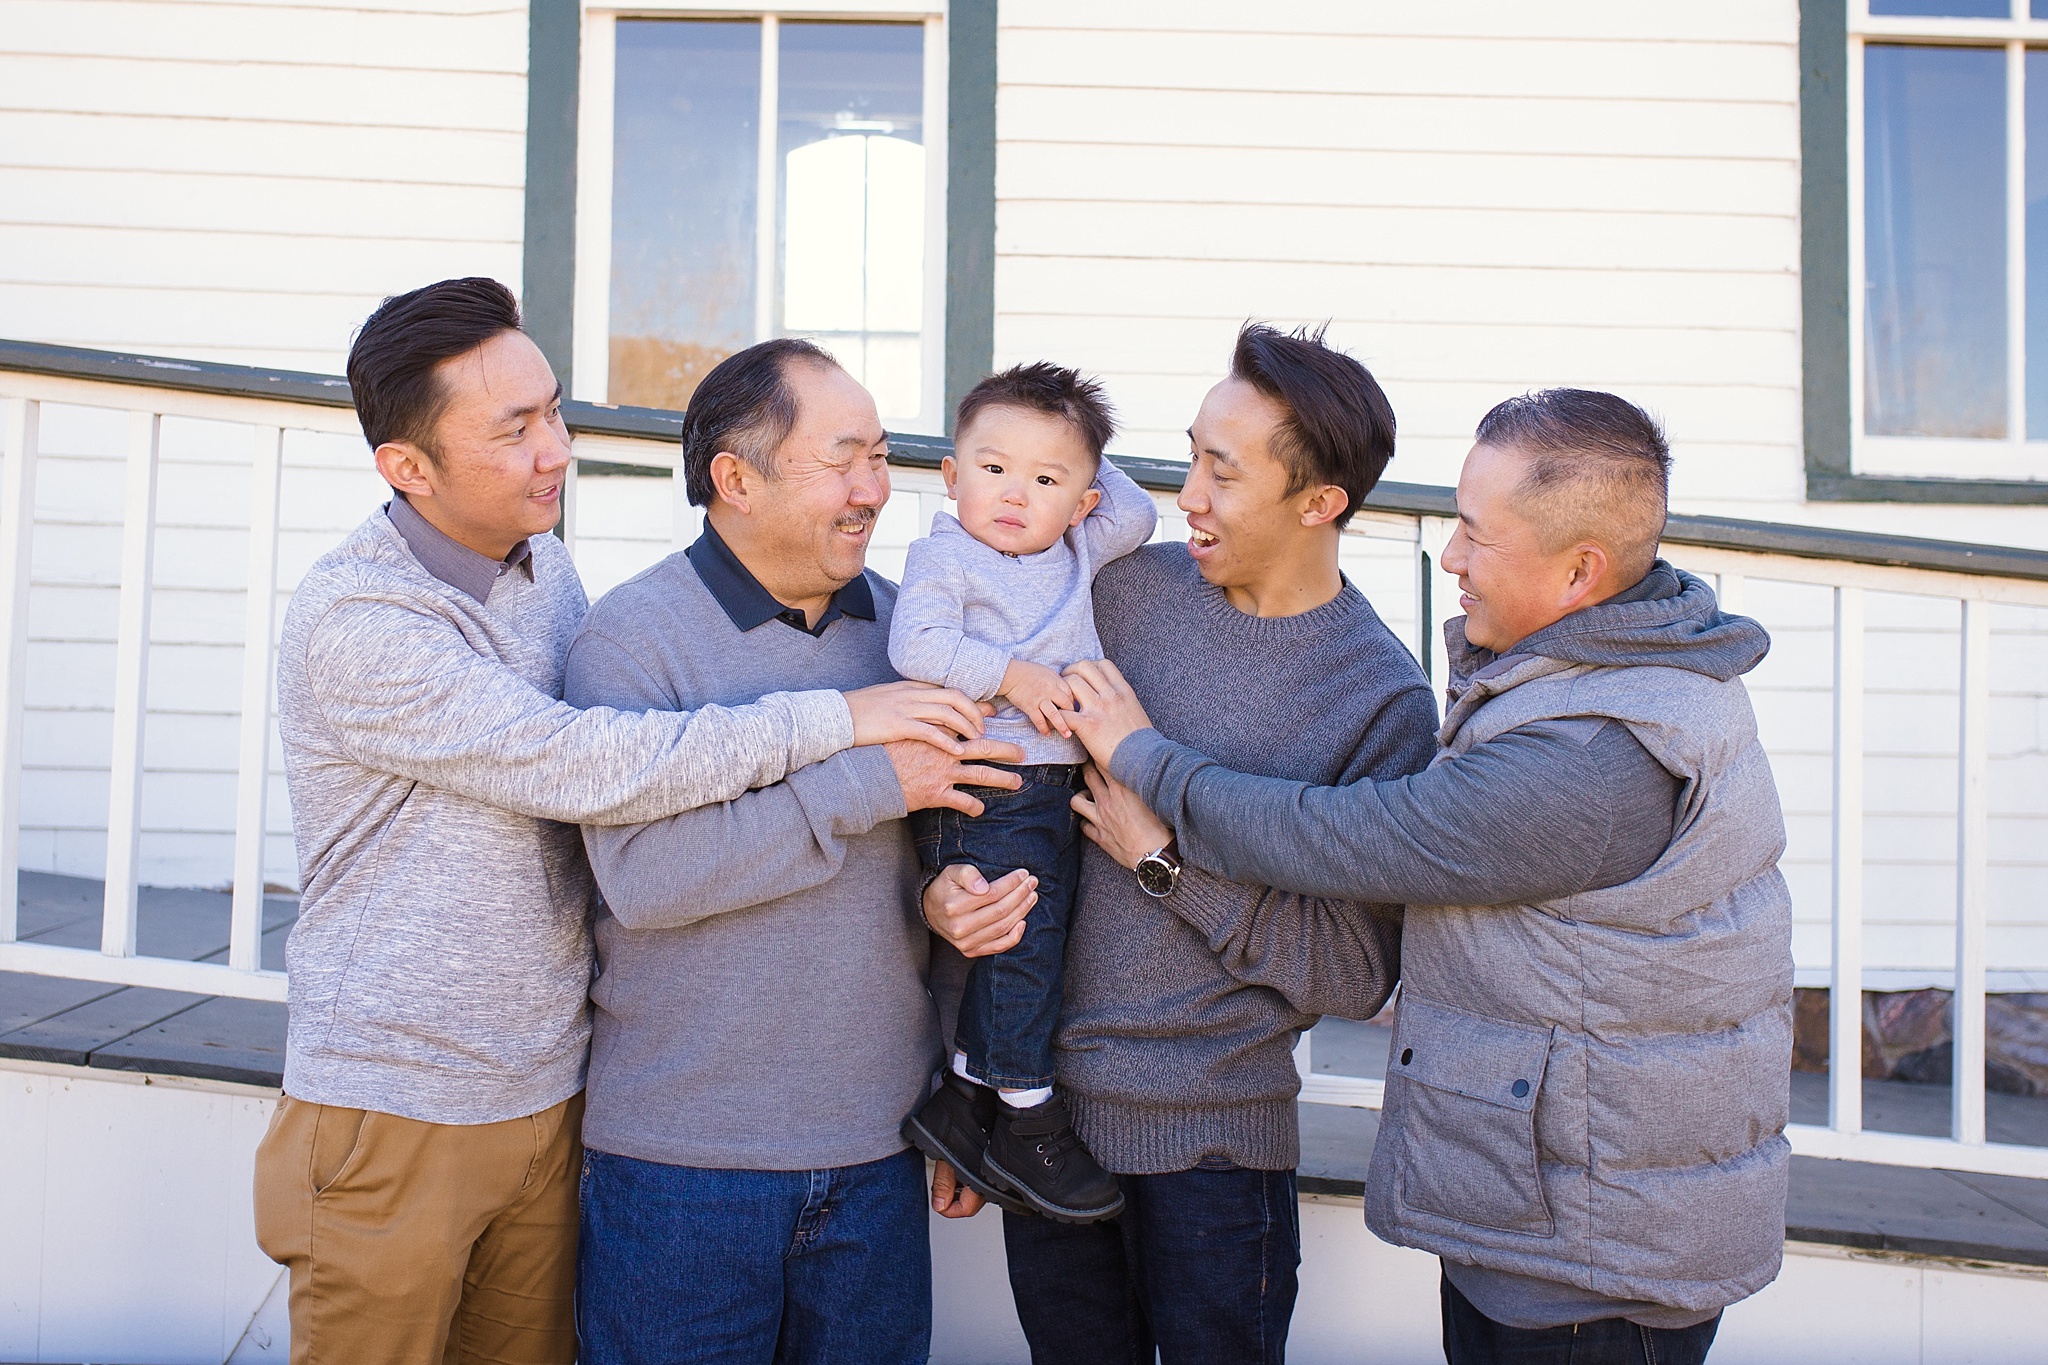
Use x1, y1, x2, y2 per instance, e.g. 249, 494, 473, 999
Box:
1066, 1093, 1299, 1175
283, 1045, 586, 1127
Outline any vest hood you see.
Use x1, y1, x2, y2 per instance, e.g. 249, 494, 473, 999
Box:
1446, 562, 1769, 695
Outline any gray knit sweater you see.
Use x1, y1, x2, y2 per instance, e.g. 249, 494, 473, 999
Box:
565, 553, 941, 1171
1057, 544, 1440, 1173
277, 510, 854, 1125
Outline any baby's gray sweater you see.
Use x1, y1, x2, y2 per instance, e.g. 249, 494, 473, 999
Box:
889, 461, 1157, 763
1060, 544, 1442, 1173
277, 511, 854, 1126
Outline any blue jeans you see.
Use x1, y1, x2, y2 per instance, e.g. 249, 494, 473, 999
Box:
1001, 1163, 1300, 1365
912, 762, 1084, 1088
1441, 1271, 1722, 1365
575, 1147, 931, 1365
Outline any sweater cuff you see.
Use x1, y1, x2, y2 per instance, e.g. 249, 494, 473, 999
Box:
1163, 865, 1243, 946
1108, 727, 1179, 795
786, 689, 857, 769
840, 743, 911, 831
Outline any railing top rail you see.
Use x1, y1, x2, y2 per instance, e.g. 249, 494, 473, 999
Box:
8, 338, 2048, 585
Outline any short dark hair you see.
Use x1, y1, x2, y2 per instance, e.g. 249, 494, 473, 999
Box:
346, 277, 524, 459
954, 362, 1118, 461
680, 337, 841, 507
1473, 388, 1672, 580
1229, 322, 1395, 530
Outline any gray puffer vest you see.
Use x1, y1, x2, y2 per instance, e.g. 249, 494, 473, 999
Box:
1364, 629, 1795, 1311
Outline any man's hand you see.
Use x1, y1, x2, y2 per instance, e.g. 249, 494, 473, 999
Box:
931, 1161, 986, 1218
1000, 659, 1075, 739
845, 681, 992, 753
923, 864, 1034, 957
887, 736, 1027, 815
1061, 659, 1158, 769
1072, 765, 1172, 872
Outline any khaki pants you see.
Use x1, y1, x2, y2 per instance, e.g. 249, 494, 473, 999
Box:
253, 1091, 582, 1365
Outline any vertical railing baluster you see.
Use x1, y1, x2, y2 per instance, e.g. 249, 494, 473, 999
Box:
1954, 597, 1991, 1145
1417, 516, 1457, 701
101, 412, 160, 959
229, 426, 284, 973
671, 465, 697, 553
1717, 572, 1747, 616
0, 398, 40, 944
1830, 585, 1866, 1136
558, 456, 579, 557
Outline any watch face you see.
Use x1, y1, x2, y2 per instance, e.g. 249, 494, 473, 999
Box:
1136, 857, 1176, 898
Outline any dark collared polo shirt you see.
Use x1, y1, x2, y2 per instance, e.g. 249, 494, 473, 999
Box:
385, 494, 535, 604
685, 520, 876, 638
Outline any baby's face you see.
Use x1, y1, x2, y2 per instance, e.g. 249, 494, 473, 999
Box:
944, 405, 1101, 556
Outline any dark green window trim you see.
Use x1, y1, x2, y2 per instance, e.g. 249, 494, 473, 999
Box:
518, 2, 993, 428
1802, 0, 2048, 504
944, 0, 998, 432
522, 0, 581, 391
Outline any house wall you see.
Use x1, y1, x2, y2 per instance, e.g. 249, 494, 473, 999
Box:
6, 1059, 2046, 1365
0, 0, 528, 373
989, 0, 2048, 553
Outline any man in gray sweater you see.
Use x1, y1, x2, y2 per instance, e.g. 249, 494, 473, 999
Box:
1066, 390, 1793, 1365
931, 325, 1440, 1363
564, 338, 1028, 1365
255, 281, 991, 1365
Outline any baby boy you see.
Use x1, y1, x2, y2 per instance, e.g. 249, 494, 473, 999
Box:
890, 362, 1156, 1223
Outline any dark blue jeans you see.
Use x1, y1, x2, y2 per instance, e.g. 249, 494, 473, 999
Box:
912, 762, 1084, 1089
1001, 1163, 1300, 1365
575, 1147, 931, 1365
1441, 1270, 1722, 1365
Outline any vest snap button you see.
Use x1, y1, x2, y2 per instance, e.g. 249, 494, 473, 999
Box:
1512, 1079, 1530, 1098
1400, 1048, 1413, 1066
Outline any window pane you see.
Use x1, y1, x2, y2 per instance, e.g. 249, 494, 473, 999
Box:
2028, 51, 2048, 437
1864, 44, 2008, 439
609, 20, 759, 410
778, 22, 925, 421
1871, 0, 2011, 15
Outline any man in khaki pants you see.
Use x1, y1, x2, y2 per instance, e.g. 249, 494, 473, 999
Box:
254, 277, 1001, 1363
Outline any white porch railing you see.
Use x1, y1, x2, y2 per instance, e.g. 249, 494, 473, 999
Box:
3, 343, 2047, 1181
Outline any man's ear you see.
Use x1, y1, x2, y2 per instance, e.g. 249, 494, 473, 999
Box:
373, 441, 437, 499
1559, 542, 1613, 611
1297, 483, 1350, 529
708, 451, 755, 515
940, 454, 958, 498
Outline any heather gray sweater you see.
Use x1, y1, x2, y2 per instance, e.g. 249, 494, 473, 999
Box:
565, 552, 941, 1171
1057, 544, 1440, 1173
277, 510, 855, 1126
890, 461, 1157, 763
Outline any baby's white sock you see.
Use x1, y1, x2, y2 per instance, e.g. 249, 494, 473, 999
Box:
999, 1085, 1053, 1109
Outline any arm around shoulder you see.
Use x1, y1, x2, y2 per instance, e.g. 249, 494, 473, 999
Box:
305, 593, 853, 826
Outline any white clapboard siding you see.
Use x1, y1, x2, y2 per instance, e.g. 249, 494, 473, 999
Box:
0, 0, 527, 371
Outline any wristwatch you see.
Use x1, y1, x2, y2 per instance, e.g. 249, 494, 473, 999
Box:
1135, 842, 1182, 899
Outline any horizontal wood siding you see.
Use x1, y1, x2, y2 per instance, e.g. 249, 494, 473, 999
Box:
989, 0, 2048, 553
0, 0, 527, 371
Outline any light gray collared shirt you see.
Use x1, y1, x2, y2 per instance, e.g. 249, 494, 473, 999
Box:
385, 494, 535, 604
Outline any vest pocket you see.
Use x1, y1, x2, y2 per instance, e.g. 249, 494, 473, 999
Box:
1389, 995, 1556, 1237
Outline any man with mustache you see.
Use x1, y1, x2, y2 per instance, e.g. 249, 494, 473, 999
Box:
563, 338, 1034, 1364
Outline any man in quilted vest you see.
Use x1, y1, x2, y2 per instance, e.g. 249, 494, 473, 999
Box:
1062, 389, 1793, 1365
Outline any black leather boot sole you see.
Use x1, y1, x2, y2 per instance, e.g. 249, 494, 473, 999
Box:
902, 1074, 1033, 1216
